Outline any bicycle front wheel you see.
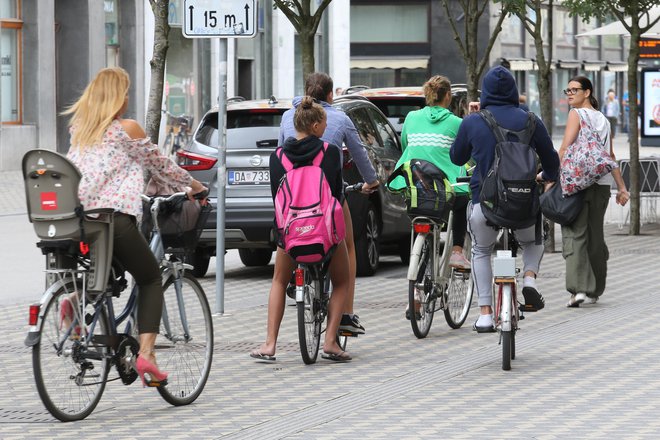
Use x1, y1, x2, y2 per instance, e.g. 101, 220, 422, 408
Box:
33, 281, 111, 422
297, 269, 322, 364
444, 269, 474, 329
156, 273, 214, 406
409, 234, 436, 339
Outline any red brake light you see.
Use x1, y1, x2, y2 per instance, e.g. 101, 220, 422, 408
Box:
413, 223, 431, 234
29, 304, 40, 326
295, 268, 304, 287
177, 150, 218, 171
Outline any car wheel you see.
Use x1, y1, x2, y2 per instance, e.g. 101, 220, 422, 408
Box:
355, 201, 380, 277
238, 248, 273, 267
186, 248, 211, 278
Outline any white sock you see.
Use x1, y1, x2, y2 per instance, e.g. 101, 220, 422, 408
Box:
523, 275, 536, 289
476, 314, 493, 326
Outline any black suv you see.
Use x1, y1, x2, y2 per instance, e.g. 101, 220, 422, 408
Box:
177, 96, 410, 277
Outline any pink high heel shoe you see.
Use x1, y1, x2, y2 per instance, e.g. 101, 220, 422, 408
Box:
136, 355, 168, 387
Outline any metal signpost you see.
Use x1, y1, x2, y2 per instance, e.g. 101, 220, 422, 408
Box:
183, 0, 257, 314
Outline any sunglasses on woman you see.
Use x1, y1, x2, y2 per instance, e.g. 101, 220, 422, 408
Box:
563, 88, 584, 95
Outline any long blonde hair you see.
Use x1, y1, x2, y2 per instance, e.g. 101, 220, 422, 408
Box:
63, 67, 130, 147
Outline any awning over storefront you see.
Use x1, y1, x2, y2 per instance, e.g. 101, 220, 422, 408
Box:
583, 61, 606, 71
557, 59, 582, 69
508, 58, 535, 71
350, 57, 429, 70
606, 62, 628, 72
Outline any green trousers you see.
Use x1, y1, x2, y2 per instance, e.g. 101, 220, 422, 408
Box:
113, 214, 163, 333
561, 184, 611, 297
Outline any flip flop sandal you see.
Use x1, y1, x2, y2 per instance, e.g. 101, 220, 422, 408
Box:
321, 351, 352, 362
250, 350, 276, 362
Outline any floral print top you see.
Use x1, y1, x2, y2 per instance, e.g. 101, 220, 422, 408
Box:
67, 119, 192, 222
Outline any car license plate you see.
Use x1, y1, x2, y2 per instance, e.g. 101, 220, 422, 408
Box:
228, 170, 270, 185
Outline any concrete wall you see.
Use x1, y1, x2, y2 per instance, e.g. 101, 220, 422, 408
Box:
0, 0, 56, 171
329, 0, 351, 92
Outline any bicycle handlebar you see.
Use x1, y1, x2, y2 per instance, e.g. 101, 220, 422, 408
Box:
140, 190, 209, 204
344, 183, 364, 193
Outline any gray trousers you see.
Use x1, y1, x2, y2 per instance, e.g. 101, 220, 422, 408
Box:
561, 184, 610, 297
467, 202, 545, 307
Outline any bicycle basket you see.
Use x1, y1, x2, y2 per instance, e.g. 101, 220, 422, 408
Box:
141, 198, 210, 254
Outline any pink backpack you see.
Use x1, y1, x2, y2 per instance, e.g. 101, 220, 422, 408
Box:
274, 142, 346, 263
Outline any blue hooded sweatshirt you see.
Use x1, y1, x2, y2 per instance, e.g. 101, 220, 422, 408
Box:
450, 66, 559, 203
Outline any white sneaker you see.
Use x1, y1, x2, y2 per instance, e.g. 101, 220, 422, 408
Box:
567, 293, 586, 307
473, 313, 495, 333
586, 296, 599, 304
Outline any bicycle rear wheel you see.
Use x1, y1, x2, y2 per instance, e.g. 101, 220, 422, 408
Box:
156, 272, 214, 406
297, 269, 322, 364
409, 234, 436, 339
33, 281, 110, 422
443, 269, 474, 329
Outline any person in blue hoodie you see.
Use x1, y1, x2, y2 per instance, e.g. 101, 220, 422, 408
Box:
450, 66, 559, 332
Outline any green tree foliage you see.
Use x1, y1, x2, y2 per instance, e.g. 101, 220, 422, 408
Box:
441, 0, 508, 101
274, 0, 333, 84
562, 0, 660, 235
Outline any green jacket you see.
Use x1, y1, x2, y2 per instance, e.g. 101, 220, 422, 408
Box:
388, 106, 469, 194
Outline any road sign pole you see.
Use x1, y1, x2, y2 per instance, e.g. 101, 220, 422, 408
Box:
215, 38, 228, 315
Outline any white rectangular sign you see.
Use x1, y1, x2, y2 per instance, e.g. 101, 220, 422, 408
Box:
642, 69, 660, 137
183, 0, 257, 38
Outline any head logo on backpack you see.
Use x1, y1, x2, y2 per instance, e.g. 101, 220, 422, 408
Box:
479, 109, 540, 230
274, 142, 346, 263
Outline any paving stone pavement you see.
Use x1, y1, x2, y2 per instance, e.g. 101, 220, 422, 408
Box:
1, 221, 659, 439
1, 169, 660, 438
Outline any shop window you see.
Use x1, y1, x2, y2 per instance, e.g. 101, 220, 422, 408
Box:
0, 0, 21, 123
104, 0, 119, 67
351, 4, 428, 43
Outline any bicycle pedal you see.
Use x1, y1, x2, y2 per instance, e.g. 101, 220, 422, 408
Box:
338, 330, 359, 337
519, 304, 538, 313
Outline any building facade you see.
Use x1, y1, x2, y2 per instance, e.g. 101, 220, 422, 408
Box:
0, 0, 635, 170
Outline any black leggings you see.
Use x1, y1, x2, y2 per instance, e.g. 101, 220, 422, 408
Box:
452, 194, 470, 247
112, 214, 163, 334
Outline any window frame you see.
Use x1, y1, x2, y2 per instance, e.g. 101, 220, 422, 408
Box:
1, 6, 23, 125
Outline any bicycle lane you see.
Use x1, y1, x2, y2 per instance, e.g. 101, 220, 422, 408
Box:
0, 224, 658, 438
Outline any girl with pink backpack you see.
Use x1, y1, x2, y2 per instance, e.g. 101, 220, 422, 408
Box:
250, 96, 352, 362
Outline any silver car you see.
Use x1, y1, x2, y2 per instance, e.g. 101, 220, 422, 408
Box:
177, 96, 410, 277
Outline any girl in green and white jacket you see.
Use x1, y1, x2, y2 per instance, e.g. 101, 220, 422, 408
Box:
390, 75, 471, 270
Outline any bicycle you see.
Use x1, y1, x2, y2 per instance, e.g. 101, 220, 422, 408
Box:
407, 207, 474, 339
492, 228, 521, 371
162, 110, 193, 157
294, 183, 364, 364
23, 149, 213, 421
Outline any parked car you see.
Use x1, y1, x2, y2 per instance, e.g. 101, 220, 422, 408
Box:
176, 96, 410, 277
350, 85, 474, 133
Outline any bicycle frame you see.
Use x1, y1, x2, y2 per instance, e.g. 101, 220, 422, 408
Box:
493, 228, 518, 333
407, 212, 454, 290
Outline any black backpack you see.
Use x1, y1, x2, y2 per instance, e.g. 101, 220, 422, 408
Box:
479, 109, 540, 230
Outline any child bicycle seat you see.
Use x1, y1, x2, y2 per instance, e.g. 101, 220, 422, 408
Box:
22, 149, 114, 293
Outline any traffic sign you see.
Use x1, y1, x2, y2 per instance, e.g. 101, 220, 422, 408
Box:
183, 0, 257, 39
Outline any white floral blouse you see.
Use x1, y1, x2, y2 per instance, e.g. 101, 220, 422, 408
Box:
67, 119, 192, 222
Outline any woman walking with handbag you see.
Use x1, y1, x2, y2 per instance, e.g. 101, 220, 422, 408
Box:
558, 76, 629, 307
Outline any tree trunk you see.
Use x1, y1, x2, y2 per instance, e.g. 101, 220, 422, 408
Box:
628, 26, 641, 235
300, 31, 316, 85
146, 0, 170, 144
465, 0, 480, 102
